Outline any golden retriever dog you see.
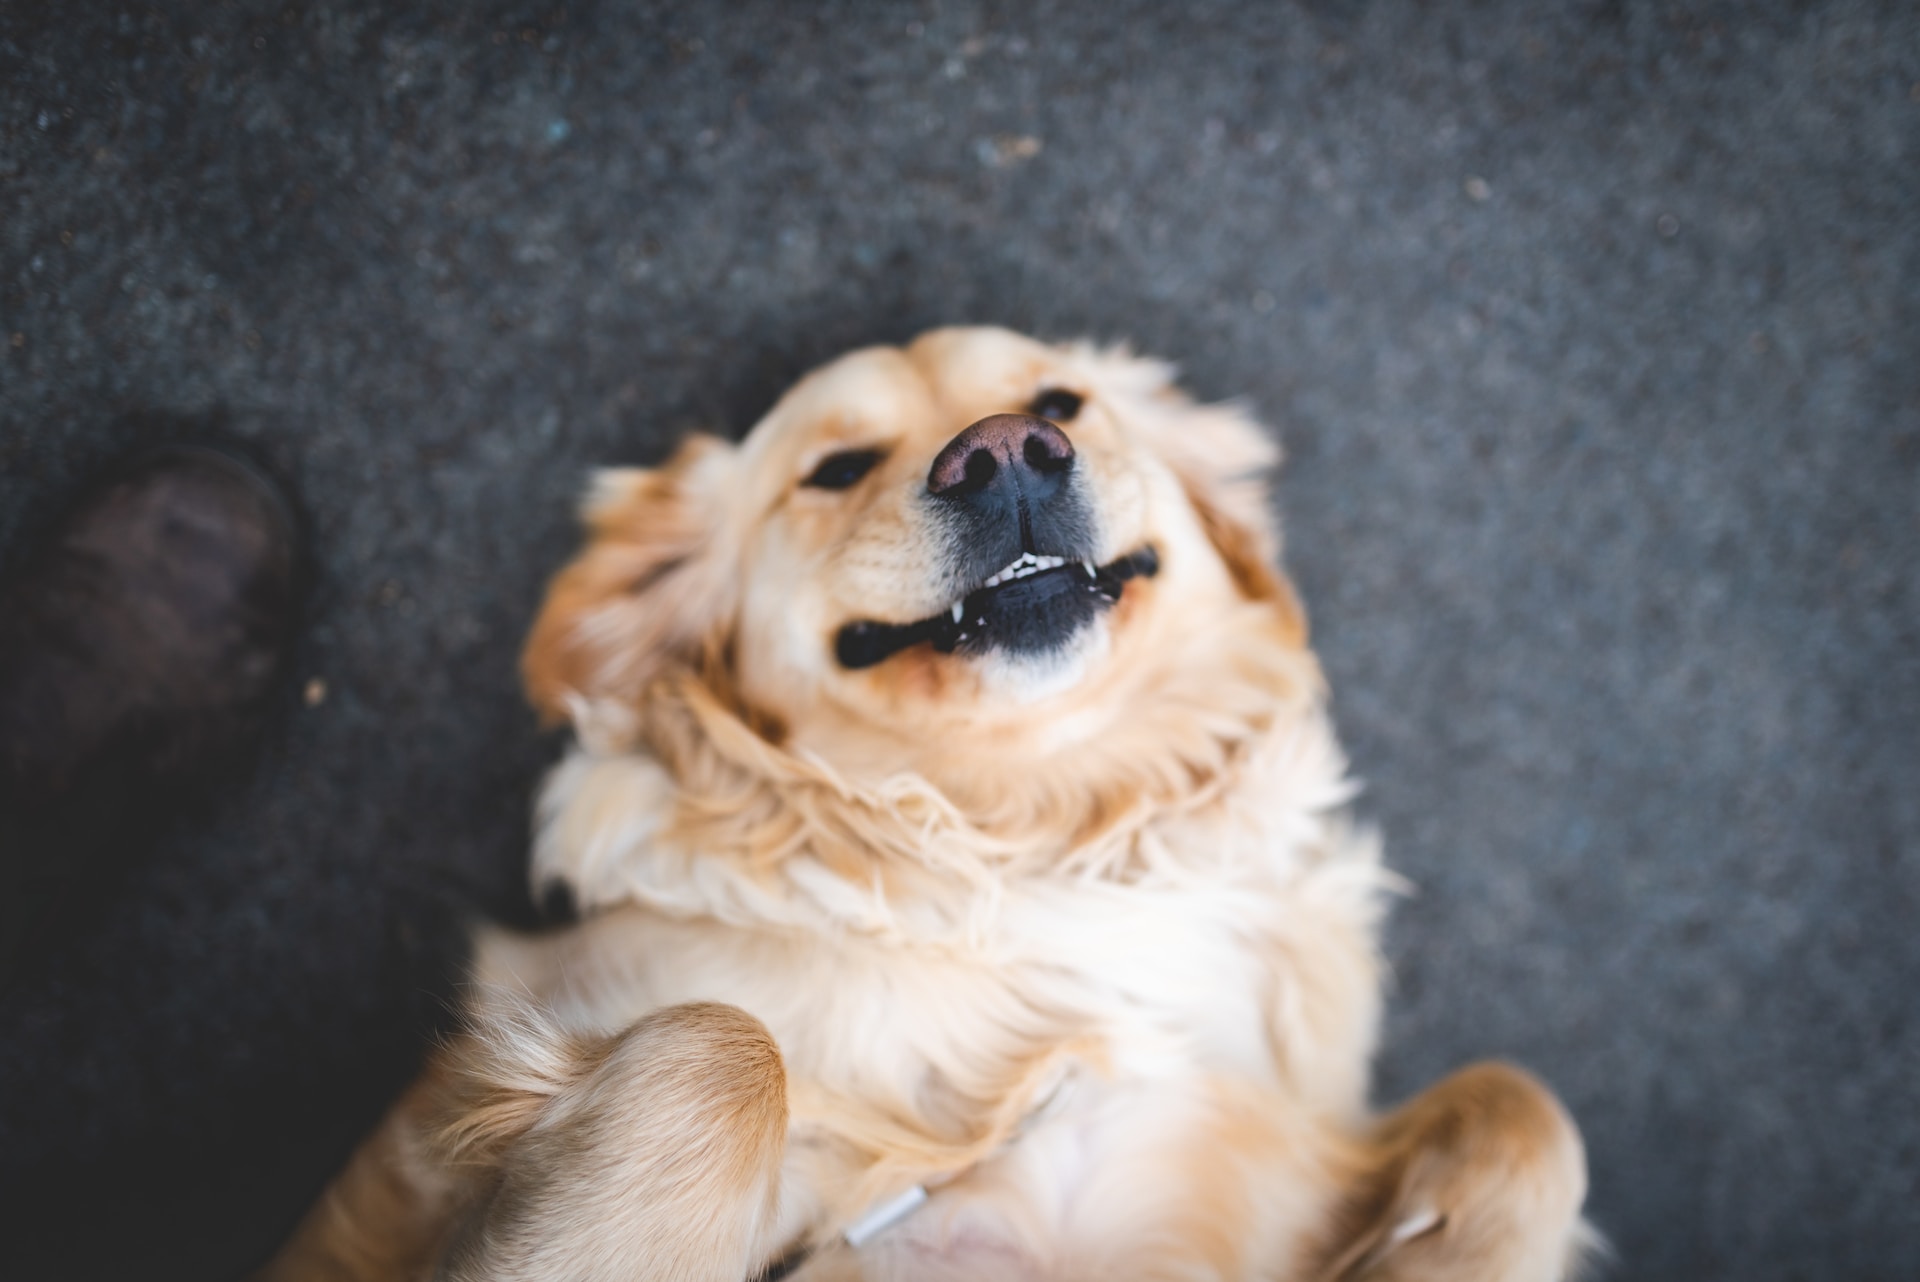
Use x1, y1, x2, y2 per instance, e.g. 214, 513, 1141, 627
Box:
265, 327, 1590, 1282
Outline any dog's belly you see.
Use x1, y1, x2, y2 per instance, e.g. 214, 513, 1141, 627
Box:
474, 873, 1371, 1280
797, 1076, 1338, 1282
484, 885, 1291, 1101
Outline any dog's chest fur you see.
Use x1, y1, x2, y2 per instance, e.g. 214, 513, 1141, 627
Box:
472, 697, 1387, 1274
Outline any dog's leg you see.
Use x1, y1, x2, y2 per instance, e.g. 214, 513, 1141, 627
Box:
1313, 1062, 1592, 1282
438, 1001, 791, 1282
254, 1063, 470, 1282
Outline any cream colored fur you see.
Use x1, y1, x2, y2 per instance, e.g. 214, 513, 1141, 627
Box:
264, 327, 1589, 1282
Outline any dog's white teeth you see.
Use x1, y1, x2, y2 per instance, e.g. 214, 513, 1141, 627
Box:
980, 553, 1074, 591
951, 601, 965, 623
1083, 560, 1097, 578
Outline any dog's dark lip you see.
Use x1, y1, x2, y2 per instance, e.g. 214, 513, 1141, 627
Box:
833, 545, 1160, 671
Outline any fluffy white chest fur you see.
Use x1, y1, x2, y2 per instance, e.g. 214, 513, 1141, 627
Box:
470, 685, 1388, 1280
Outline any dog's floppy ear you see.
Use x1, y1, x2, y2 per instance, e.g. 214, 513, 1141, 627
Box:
522, 434, 739, 725
1078, 343, 1308, 643
1153, 398, 1289, 590
1166, 404, 1309, 646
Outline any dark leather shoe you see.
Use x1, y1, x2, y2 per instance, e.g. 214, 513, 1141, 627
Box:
0, 445, 299, 978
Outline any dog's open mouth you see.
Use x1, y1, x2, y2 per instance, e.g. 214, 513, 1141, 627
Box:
834, 546, 1160, 670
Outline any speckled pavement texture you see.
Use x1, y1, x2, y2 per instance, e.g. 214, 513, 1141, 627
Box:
1, 2, 1915, 1278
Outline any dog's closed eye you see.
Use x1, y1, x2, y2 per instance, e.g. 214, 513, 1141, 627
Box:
1027, 389, 1084, 423
802, 449, 887, 490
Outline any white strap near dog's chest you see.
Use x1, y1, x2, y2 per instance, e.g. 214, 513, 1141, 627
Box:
841, 1183, 930, 1247
754, 1131, 1012, 1278
757, 1061, 1074, 1278
753, 1185, 933, 1281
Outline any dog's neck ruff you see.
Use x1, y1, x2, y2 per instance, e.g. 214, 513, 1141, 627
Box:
536, 602, 1360, 945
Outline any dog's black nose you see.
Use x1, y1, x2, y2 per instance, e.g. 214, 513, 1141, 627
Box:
927, 413, 1075, 505
924, 412, 1095, 586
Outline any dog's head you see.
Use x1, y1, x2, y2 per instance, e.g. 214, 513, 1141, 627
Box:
524, 327, 1305, 800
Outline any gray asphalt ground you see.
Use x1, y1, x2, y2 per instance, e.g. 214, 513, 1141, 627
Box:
2, 2, 1916, 1278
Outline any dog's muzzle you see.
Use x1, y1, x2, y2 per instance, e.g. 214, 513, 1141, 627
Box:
834, 413, 1158, 669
